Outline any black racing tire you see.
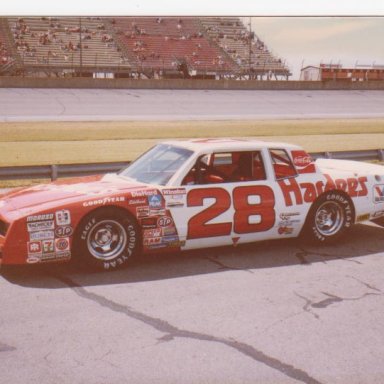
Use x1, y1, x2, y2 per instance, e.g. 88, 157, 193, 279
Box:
74, 208, 140, 271
303, 192, 354, 244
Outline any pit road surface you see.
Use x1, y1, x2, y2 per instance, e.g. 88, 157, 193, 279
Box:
1, 88, 384, 121
2, 222, 384, 384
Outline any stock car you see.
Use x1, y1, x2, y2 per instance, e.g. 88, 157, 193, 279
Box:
1, 138, 384, 271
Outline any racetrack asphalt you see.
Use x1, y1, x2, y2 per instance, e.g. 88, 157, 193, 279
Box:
1, 88, 384, 121
2, 222, 384, 384
2, 87, 384, 383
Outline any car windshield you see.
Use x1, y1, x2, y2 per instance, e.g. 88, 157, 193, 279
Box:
120, 144, 193, 185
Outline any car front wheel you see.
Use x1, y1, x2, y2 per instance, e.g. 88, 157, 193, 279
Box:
304, 192, 353, 243
75, 208, 139, 271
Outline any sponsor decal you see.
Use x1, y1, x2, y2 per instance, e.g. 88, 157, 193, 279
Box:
55, 225, 73, 238
162, 188, 186, 196
278, 174, 368, 207
83, 196, 125, 207
166, 201, 184, 208
136, 206, 149, 218
357, 213, 370, 222
55, 238, 70, 252
131, 190, 157, 198
148, 194, 163, 209
279, 212, 300, 221
144, 228, 162, 238
147, 243, 168, 250
42, 239, 55, 254
27, 220, 55, 232
143, 237, 162, 246
162, 227, 177, 236
30, 230, 55, 241
28, 241, 42, 254
160, 234, 184, 248
373, 185, 384, 203
27, 256, 41, 264
278, 226, 294, 235
158, 216, 173, 227
141, 217, 158, 229
128, 198, 147, 205
291, 150, 316, 174
149, 208, 166, 217
41, 251, 71, 262
27, 213, 54, 223
55, 210, 71, 226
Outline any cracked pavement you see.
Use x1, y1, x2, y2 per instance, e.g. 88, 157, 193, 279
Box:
1, 223, 384, 383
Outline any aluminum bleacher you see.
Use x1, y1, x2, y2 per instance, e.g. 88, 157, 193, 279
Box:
0, 16, 290, 79
200, 17, 290, 79
7, 16, 133, 75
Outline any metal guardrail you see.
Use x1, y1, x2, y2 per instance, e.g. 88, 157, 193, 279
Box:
0, 149, 383, 182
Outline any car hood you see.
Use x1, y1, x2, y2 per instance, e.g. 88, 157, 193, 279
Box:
0, 173, 152, 220
316, 158, 384, 177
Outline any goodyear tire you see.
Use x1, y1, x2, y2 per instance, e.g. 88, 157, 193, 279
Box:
304, 192, 353, 243
75, 208, 139, 271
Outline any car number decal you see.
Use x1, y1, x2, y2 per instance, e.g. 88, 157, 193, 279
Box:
186, 186, 275, 239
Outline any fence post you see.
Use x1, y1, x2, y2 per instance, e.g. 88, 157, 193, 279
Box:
51, 165, 58, 181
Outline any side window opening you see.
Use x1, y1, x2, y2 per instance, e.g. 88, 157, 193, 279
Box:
269, 149, 297, 180
182, 151, 266, 185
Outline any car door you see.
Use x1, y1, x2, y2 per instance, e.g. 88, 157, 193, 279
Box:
166, 149, 291, 251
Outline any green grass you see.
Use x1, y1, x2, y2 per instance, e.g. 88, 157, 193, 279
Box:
1, 119, 384, 142
1, 118, 383, 187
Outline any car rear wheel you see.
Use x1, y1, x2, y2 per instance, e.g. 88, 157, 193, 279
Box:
75, 208, 139, 271
304, 192, 353, 243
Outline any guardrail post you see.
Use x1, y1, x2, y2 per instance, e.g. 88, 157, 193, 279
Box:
51, 165, 58, 181
378, 149, 384, 162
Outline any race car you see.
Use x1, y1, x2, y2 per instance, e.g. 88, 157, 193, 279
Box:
1, 138, 384, 271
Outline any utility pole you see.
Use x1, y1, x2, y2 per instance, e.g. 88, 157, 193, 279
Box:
248, 17, 252, 78
79, 17, 83, 77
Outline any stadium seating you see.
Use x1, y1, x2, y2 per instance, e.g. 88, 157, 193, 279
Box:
0, 16, 290, 79
7, 17, 133, 75
112, 17, 236, 75
200, 17, 289, 78
0, 19, 14, 71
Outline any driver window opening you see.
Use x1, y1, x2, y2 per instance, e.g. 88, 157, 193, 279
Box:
269, 148, 297, 180
182, 151, 266, 185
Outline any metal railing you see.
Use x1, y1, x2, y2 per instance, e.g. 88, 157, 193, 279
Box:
0, 149, 383, 182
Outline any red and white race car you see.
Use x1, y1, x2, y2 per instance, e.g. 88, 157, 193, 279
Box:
1, 138, 384, 271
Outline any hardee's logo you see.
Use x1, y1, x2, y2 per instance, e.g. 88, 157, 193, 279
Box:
374, 185, 384, 203
278, 174, 368, 207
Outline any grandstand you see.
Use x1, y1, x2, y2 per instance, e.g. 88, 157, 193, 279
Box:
0, 18, 15, 74
0, 16, 291, 80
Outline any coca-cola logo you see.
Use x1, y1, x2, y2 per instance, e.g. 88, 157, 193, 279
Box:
294, 155, 312, 167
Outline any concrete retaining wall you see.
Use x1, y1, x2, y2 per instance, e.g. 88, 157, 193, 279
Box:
1, 76, 384, 90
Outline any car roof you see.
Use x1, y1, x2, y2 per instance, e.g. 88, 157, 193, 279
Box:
162, 138, 302, 154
